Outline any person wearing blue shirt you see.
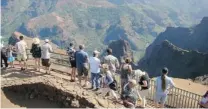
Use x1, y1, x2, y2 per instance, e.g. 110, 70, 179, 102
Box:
75, 44, 89, 87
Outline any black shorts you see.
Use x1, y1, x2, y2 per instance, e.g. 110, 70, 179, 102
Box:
42, 59, 50, 67
70, 60, 76, 68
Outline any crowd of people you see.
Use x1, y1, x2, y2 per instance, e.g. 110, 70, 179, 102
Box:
1, 36, 53, 73
1, 35, 207, 108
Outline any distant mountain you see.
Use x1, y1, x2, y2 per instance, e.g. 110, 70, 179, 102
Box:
1, 0, 208, 61
138, 17, 208, 78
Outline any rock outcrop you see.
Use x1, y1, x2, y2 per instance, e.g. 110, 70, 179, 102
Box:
138, 40, 208, 78
108, 39, 134, 63
194, 75, 208, 85
1, 75, 123, 108
139, 17, 208, 78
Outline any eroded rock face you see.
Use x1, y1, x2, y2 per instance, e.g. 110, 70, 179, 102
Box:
139, 17, 208, 78
138, 40, 208, 78
194, 75, 208, 85
108, 39, 134, 63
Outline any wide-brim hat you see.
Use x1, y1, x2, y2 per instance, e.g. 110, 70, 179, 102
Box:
33, 38, 40, 44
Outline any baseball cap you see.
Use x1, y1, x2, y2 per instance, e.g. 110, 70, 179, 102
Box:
45, 39, 49, 43
93, 50, 100, 54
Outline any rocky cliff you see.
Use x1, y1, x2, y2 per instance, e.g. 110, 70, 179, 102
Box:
145, 17, 208, 58
138, 40, 208, 78
138, 17, 208, 78
108, 39, 133, 63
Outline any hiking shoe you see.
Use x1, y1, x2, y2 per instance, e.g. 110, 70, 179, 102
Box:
94, 88, 100, 91
70, 79, 75, 82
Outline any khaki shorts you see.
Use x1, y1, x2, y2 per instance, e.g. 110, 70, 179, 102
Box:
17, 54, 27, 61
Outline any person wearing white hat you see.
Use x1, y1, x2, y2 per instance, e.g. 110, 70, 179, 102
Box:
89, 50, 101, 91
41, 39, 53, 74
30, 37, 41, 71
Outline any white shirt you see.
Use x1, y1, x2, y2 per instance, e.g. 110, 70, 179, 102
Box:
155, 75, 175, 95
41, 43, 53, 59
89, 57, 101, 73
15, 40, 27, 55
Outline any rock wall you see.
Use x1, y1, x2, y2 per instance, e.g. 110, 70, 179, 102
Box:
194, 75, 208, 85
139, 17, 208, 78
138, 40, 208, 78
1, 76, 122, 108
108, 39, 134, 63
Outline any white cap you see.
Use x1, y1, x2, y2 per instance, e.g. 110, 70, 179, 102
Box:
93, 50, 100, 54
45, 39, 49, 43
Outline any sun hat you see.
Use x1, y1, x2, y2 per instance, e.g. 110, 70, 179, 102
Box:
33, 38, 40, 44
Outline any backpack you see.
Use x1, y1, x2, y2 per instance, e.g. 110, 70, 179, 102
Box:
67, 48, 75, 61
31, 44, 41, 54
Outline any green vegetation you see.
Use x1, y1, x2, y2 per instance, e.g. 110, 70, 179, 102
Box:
1, 0, 208, 61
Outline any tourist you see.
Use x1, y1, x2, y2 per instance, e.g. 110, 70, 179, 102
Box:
67, 43, 77, 82
15, 36, 28, 70
102, 64, 118, 101
154, 67, 175, 108
103, 48, 119, 78
138, 71, 150, 108
7, 45, 15, 68
120, 57, 132, 93
75, 44, 89, 87
89, 50, 101, 91
199, 91, 208, 108
122, 79, 140, 108
30, 38, 41, 71
1, 46, 8, 69
41, 39, 53, 74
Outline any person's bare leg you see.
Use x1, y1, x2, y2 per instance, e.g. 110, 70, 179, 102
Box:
19, 61, 23, 70
38, 58, 41, 71
48, 66, 51, 74
160, 103, 164, 108
83, 76, 88, 86
24, 60, 27, 69
11, 61, 14, 68
73, 68, 76, 80
70, 67, 73, 80
78, 76, 82, 86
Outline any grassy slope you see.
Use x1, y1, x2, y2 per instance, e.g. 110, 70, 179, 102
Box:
2, 0, 208, 61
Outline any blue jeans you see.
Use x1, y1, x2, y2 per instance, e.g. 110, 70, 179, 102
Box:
91, 73, 100, 88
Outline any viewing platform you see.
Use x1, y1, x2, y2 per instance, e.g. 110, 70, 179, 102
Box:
1, 51, 205, 108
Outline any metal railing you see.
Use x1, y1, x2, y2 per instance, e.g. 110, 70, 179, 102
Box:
147, 80, 202, 108
25, 50, 203, 108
